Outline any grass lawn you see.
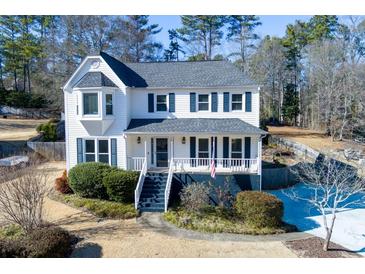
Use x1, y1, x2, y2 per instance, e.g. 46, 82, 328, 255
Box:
164, 207, 296, 235
59, 194, 138, 219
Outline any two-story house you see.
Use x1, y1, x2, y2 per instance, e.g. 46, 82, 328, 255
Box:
63, 52, 267, 212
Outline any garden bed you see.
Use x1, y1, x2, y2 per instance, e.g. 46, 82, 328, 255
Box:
284, 236, 361, 258
164, 207, 297, 235
57, 194, 138, 219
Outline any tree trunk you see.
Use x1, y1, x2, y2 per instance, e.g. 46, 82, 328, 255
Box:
323, 214, 336, 251
27, 62, 31, 93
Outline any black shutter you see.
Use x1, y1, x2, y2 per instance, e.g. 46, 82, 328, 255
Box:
77, 138, 83, 164
223, 92, 230, 112
245, 92, 252, 112
111, 138, 117, 166
148, 93, 154, 112
190, 93, 196, 112
223, 137, 229, 167
211, 92, 218, 112
169, 93, 175, 112
190, 136, 196, 167
244, 137, 251, 158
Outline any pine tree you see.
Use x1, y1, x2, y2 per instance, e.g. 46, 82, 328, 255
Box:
282, 83, 300, 125
177, 16, 226, 60
226, 16, 261, 71
164, 29, 185, 61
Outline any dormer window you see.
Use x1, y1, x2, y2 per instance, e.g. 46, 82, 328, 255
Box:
83, 93, 98, 115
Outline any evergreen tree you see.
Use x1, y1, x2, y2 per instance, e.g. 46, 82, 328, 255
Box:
282, 83, 300, 125
164, 29, 185, 61
119, 16, 162, 62
226, 15, 261, 70
177, 16, 226, 60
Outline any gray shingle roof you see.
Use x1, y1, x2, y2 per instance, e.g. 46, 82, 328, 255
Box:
125, 118, 266, 135
100, 52, 256, 88
74, 71, 117, 88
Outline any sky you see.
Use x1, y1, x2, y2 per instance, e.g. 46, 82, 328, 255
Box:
150, 15, 312, 48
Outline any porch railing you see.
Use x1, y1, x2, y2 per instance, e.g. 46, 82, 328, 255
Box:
172, 158, 259, 173
164, 158, 174, 212
134, 157, 147, 209
128, 157, 145, 171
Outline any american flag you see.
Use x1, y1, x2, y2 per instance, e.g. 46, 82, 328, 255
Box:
210, 138, 216, 179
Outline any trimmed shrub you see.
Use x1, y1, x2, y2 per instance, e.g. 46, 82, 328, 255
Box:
0, 239, 27, 258
24, 226, 72, 258
55, 170, 73, 194
36, 121, 57, 141
180, 182, 210, 212
68, 162, 112, 199
103, 169, 139, 203
234, 191, 283, 228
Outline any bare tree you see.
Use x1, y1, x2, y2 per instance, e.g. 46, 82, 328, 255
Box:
0, 167, 49, 232
287, 157, 365, 251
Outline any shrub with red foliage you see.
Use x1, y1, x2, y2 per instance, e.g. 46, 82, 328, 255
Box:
54, 170, 73, 194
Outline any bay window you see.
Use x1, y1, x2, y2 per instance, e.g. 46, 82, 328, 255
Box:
105, 94, 113, 115
83, 93, 98, 115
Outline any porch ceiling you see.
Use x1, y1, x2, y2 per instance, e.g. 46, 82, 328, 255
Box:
125, 118, 267, 135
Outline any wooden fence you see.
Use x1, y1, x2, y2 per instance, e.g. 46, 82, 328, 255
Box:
27, 141, 66, 161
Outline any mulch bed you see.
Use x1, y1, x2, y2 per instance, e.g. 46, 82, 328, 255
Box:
285, 236, 361, 258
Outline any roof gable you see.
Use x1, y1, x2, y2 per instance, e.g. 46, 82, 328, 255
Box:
74, 71, 117, 88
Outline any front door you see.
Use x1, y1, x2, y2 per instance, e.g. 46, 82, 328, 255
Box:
156, 138, 168, 167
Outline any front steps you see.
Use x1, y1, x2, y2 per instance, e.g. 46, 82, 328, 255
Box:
138, 172, 167, 212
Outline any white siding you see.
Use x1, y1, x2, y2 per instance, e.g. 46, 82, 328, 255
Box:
130, 87, 260, 127
64, 56, 262, 172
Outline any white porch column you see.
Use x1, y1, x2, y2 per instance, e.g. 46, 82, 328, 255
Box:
144, 140, 147, 159
258, 136, 263, 191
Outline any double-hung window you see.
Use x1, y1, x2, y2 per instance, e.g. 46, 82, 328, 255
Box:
198, 138, 209, 158
98, 140, 109, 163
232, 94, 242, 111
105, 94, 113, 115
231, 138, 242, 159
85, 140, 96, 162
156, 95, 167, 111
83, 93, 98, 115
198, 94, 209, 111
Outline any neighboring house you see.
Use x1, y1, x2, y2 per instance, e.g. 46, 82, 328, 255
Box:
63, 52, 267, 212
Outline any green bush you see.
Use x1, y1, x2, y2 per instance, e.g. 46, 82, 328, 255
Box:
24, 226, 72, 258
103, 169, 139, 203
234, 191, 284, 228
36, 121, 57, 141
68, 162, 112, 199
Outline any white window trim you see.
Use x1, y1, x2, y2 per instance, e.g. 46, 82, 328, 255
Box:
104, 92, 114, 116
231, 93, 243, 112
197, 137, 210, 158
156, 94, 169, 112
231, 138, 243, 159
81, 91, 101, 118
197, 94, 210, 112
83, 138, 111, 165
